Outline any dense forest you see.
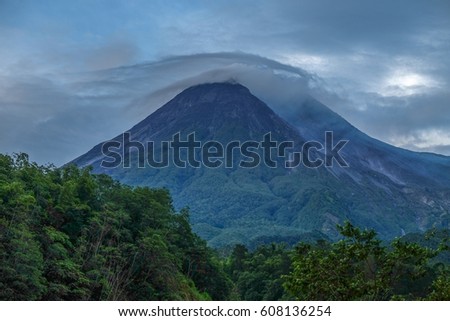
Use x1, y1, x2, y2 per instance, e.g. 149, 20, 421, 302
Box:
0, 153, 448, 300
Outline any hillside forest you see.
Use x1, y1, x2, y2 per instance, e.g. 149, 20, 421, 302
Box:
0, 153, 448, 300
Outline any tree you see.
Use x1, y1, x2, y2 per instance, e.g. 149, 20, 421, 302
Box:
226, 243, 291, 300
283, 222, 442, 300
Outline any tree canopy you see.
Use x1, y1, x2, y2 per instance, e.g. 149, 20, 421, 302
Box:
0, 153, 231, 300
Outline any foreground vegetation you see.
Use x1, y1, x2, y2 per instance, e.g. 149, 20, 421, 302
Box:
0, 153, 448, 300
0, 153, 230, 300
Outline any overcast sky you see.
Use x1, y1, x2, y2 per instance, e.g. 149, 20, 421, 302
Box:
0, 0, 449, 165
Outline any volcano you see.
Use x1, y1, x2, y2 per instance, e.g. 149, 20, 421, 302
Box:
72, 82, 450, 247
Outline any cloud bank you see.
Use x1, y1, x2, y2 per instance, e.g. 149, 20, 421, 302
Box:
1, 52, 449, 165
0, 0, 449, 164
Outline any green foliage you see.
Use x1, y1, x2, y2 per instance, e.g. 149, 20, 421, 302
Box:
225, 243, 292, 300
1, 153, 448, 301
283, 222, 448, 300
426, 267, 450, 300
0, 153, 231, 300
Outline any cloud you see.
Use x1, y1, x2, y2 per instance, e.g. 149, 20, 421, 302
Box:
341, 90, 450, 151
0, 71, 139, 165
0, 1, 449, 163
0, 52, 317, 165
84, 40, 139, 71
0, 51, 448, 166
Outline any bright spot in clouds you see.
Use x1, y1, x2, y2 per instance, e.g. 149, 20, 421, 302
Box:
383, 71, 441, 96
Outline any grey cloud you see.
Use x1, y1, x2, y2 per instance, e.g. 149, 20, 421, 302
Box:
124, 53, 450, 159
333, 90, 450, 154
0, 52, 321, 165
84, 40, 139, 71
0, 72, 139, 165
2, 52, 448, 166
164, 0, 450, 58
